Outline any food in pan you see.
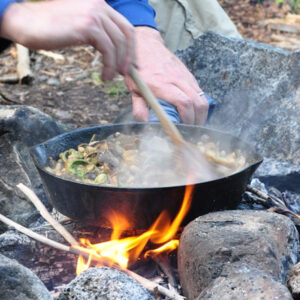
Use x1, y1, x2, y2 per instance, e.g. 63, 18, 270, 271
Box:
46, 131, 246, 187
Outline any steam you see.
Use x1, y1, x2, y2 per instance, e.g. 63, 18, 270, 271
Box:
116, 125, 246, 188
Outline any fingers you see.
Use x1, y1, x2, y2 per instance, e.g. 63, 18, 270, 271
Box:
173, 81, 209, 125
87, 4, 135, 81
90, 22, 116, 81
131, 93, 149, 122
101, 17, 127, 80
154, 84, 196, 124
109, 11, 136, 74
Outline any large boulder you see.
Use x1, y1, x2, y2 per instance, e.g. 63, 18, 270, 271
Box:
177, 32, 300, 165
178, 210, 299, 299
0, 254, 52, 300
0, 105, 72, 229
197, 271, 293, 300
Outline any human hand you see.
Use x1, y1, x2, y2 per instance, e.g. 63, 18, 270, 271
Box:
0, 0, 136, 81
124, 27, 208, 125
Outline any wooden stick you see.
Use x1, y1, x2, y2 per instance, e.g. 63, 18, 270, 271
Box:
37, 50, 65, 62
0, 213, 184, 300
153, 254, 177, 289
246, 185, 286, 207
125, 268, 185, 300
17, 183, 79, 246
271, 34, 300, 46
16, 44, 34, 84
0, 213, 71, 252
128, 66, 184, 147
246, 185, 300, 220
0, 75, 19, 84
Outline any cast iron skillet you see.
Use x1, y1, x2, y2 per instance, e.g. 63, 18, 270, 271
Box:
31, 123, 263, 229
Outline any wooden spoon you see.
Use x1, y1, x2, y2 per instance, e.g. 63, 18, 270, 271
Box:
128, 66, 218, 181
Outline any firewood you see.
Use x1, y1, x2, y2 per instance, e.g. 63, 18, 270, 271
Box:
268, 23, 300, 34
153, 254, 178, 294
259, 16, 300, 34
17, 183, 79, 246
16, 44, 34, 84
271, 34, 300, 46
246, 185, 300, 221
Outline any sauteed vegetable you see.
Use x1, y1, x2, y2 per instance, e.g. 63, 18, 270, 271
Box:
46, 131, 246, 187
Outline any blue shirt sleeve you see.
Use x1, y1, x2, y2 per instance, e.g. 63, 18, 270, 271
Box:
106, 0, 157, 29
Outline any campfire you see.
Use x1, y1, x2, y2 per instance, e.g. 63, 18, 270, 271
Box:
74, 184, 193, 274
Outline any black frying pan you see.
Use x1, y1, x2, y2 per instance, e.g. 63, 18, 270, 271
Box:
31, 123, 262, 229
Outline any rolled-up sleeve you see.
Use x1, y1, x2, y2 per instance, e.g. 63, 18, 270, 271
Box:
106, 0, 157, 29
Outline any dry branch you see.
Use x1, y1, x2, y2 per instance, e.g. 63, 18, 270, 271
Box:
271, 34, 300, 46
153, 254, 177, 291
16, 44, 34, 84
269, 23, 300, 34
125, 268, 185, 300
37, 50, 65, 62
246, 185, 300, 221
17, 183, 79, 246
0, 213, 71, 253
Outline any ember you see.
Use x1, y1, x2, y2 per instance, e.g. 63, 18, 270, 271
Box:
74, 184, 194, 274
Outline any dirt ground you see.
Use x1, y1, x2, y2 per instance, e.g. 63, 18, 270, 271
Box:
0, 0, 298, 128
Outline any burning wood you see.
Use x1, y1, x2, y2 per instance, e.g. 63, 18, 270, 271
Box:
73, 183, 194, 273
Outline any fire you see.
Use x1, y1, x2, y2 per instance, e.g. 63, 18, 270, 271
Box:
74, 184, 194, 274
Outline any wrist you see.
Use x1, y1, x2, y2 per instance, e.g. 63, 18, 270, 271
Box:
134, 26, 164, 43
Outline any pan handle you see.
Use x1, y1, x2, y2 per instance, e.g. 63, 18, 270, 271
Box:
148, 95, 216, 124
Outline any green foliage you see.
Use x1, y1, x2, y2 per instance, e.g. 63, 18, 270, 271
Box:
90, 72, 102, 86
88, 72, 128, 97
275, 0, 300, 13
103, 80, 129, 97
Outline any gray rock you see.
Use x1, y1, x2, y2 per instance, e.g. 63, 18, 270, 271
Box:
0, 254, 52, 300
197, 271, 293, 300
287, 263, 300, 299
254, 157, 300, 194
177, 32, 300, 164
47, 77, 60, 86
287, 262, 300, 299
0, 105, 72, 229
177, 210, 299, 299
57, 267, 155, 300
54, 109, 72, 120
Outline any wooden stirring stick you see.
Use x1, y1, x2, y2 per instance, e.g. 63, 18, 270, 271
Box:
128, 66, 185, 147
128, 66, 218, 181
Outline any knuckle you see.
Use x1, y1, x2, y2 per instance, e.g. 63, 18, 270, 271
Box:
195, 97, 209, 110
180, 98, 193, 109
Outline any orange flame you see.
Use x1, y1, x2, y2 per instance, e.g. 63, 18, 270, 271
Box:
74, 184, 194, 274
